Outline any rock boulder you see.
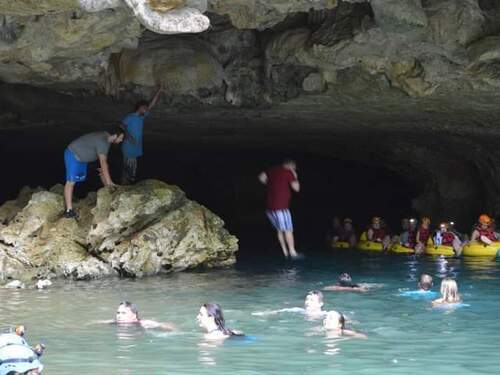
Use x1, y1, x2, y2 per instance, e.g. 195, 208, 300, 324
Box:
0, 179, 238, 282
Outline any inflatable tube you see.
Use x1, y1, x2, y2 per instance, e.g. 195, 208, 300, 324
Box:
462, 242, 500, 257
390, 244, 414, 254
357, 241, 384, 252
426, 244, 455, 257
331, 241, 350, 249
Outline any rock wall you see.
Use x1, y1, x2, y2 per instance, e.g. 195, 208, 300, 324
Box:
1, 0, 500, 224
0, 180, 238, 282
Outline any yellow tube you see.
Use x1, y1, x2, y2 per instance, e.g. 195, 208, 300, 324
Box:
331, 241, 350, 249
390, 244, 414, 254
425, 244, 455, 257
462, 241, 500, 257
357, 241, 384, 252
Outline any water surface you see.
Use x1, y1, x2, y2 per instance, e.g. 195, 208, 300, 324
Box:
1, 253, 499, 374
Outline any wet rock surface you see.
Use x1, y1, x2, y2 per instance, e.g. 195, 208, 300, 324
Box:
0, 180, 238, 283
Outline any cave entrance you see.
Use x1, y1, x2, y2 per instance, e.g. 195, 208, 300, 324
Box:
140, 144, 417, 258
0, 128, 417, 258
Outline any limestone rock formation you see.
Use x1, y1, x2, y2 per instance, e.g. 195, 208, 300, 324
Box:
2, 0, 500, 223
208, 0, 338, 30
0, 8, 141, 85
108, 37, 224, 97
123, 0, 210, 34
0, 180, 238, 283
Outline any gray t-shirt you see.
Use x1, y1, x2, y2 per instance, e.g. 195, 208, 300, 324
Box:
68, 132, 110, 163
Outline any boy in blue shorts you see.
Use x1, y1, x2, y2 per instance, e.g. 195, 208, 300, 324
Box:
63, 127, 125, 219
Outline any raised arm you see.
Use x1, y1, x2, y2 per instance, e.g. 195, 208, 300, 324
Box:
148, 85, 164, 110
258, 171, 268, 185
98, 154, 114, 186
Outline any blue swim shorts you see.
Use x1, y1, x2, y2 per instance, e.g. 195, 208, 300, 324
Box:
64, 148, 87, 183
266, 209, 293, 231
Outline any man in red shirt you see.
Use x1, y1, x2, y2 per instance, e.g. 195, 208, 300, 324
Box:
258, 159, 301, 258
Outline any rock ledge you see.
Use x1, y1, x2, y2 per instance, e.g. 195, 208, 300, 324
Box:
0, 179, 238, 282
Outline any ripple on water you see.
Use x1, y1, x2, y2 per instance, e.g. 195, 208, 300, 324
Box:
1, 253, 500, 374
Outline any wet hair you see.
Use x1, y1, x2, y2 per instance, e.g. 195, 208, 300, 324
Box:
440, 278, 460, 303
418, 274, 433, 291
119, 301, 139, 319
307, 290, 324, 303
134, 100, 149, 112
324, 310, 346, 330
203, 303, 240, 336
109, 126, 126, 138
282, 158, 296, 166
338, 273, 353, 287
339, 313, 346, 330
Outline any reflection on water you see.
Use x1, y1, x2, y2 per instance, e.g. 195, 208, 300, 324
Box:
1, 253, 500, 374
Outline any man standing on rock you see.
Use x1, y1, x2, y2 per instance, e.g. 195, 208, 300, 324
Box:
63, 128, 125, 219
121, 86, 164, 184
258, 159, 302, 259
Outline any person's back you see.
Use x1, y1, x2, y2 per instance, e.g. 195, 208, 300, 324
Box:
68, 131, 110, 163
259, 160, 301, 259
265, 165, 295, 210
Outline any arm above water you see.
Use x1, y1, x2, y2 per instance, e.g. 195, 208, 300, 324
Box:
343, 329, 367, 339
323, 285, 367, 292
140, 319, 175, 331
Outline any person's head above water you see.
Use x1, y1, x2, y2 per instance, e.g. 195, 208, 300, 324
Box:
401, 218, 409, 230
323, 310, 346, 331
421, 217, 431, 228
439, 222, 449, 232
418, 274, 433, 291
134, 100, 149, 116
343, 218, 353, 231
409, 218, 417, 230
115, 301, 139, 324
478, 214, 492, 229
338, 273, 354, 287
439, 278, 460, 303
305, 291, 324, 312
371, 216, 381, 229
197, 303, 235, 336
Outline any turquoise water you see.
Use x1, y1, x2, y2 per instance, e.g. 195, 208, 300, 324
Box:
1, 253, 500, 374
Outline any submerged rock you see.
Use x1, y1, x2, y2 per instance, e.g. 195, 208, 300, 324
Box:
35, 279, 52, 289
4, 280, 25, 289
0, 179, 238, 282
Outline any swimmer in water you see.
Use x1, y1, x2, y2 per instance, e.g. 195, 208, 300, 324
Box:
418, 274, 433, 292
432, 278, 462, 306
196, 303, 243, 340
304, 291, 326, 317
110, 301, 174, 330
324, 273, 367, 292
323, 311, 367, 338
14, 326, 45, 357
